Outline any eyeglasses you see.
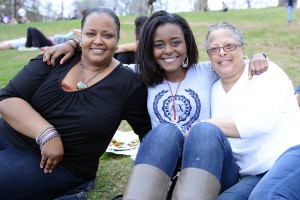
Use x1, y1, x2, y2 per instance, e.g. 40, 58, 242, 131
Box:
207, 43, 241, 55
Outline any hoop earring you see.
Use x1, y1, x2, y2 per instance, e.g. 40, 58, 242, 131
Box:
243, 56, 249, 61
182, 57, 189, 68
210, 65, 214, 71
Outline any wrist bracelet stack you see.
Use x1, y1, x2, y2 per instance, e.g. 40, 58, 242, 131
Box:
36, 124, 60, 149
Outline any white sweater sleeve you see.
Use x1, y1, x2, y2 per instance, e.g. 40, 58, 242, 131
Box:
233, 61, 297, 138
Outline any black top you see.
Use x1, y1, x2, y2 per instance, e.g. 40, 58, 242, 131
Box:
0, 51, 151, 180
114, 51, 136, 65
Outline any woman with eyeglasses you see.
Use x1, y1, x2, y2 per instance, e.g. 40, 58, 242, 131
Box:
199, 21, 300, 199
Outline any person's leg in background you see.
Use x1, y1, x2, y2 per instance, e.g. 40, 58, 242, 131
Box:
25, 27, 52, 48
287, 5, 293, 24
249, 145, 300, 200
0, 42, 13, 50
172, 122, 239, 200
123, 123, 184, 200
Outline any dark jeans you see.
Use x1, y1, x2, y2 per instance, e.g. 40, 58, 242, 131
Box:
0, 133, 92, 200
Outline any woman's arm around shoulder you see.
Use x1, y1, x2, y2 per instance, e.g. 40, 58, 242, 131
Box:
116, 42, 137, 53
43, 39, 79, 66
122, 75, 151, 140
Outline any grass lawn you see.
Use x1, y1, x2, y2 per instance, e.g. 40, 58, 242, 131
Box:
0, 7, 300, 199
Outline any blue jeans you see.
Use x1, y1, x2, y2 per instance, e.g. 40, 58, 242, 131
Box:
0, 133, 93, 200
218, 175, 262, 200
217, 145, 300, 200
135, 122, 239, 192
287, 5, 293, 23
249, 144, 300, 200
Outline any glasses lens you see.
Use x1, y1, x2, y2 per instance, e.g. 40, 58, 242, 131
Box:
208, 47, 219, 55
224, 43, 236, 51
208, 43, 238, 55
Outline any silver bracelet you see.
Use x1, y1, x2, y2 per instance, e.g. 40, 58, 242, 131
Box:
39, 129, 60, 149
36, 124, 53, 144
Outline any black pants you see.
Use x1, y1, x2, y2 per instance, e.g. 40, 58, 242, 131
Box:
25, 27, 52, 48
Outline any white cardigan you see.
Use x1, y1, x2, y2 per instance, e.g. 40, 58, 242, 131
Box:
211, 61, 300, 176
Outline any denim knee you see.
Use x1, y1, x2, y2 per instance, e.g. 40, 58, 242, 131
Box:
134, 123, 184, 177
185, 122, 225, 151
183, 122, 232, 178
140, 123, 184, 153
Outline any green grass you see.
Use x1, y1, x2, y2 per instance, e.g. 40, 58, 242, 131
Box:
1, 7, 300, 199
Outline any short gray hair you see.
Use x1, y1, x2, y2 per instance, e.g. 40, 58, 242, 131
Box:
204, 21, 243, 50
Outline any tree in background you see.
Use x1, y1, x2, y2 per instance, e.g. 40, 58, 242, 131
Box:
278, 0, 286, 6
74, 0, 105, 15
195, 0, 209, 11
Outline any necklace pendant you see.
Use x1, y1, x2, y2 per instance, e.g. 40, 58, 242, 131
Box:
77, 82, 87, 90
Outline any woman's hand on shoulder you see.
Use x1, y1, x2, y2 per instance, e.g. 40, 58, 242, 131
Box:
248, 53, 269, 80
42, 42, 76, 66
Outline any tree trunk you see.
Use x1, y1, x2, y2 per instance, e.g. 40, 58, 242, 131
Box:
278, 0, 286, 6
195, 0, 209, 11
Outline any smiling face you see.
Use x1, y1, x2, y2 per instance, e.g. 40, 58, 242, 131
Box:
153, 23, 187, 81
80, 13, 119, 66
207, 29, 245, 81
